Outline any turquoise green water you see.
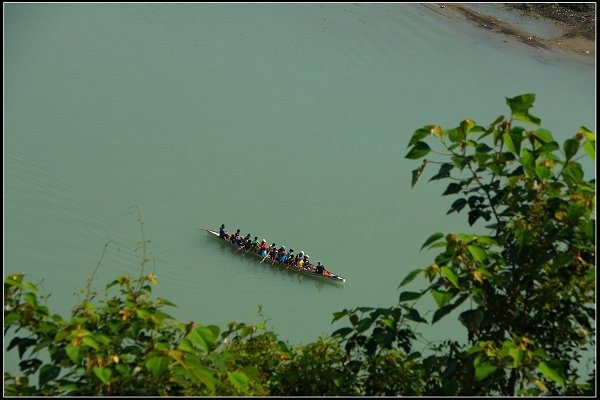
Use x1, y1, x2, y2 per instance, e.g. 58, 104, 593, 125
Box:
4, 3, 595, 370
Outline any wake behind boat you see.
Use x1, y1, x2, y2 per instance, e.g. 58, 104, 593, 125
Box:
205, 228, 346, 283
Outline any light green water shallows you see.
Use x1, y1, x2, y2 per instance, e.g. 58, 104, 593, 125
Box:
4, 3, 595, 359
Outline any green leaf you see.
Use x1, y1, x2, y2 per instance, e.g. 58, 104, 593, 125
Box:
332, 327, 353, 338
356, 318, 373, 333
459, 309, 484, 332
23, 292, 37, 306
65, 344, 85, 364
93, 334, 111, 346
4, 274, 24, 288
536, 140, 560, 154
4, 312, 19, 326
508, 347, 525, 368
228, 371, 249, 393
460, 118, 476, 134
10, 337, 36, 359
423, 265, 438, 282
398, 268, 423, 288
550, 253, 572, 271
503, 128, 525, 157
467, 245, 487, 262
135, 308, 152, 320
466, 343, 486, 356
447, 127, 465, 143
534, 128, 555, 144
239, 326, 255, 337
429, 163, 454, 181
561, 162, 584, 184
372, 331, 395, 347
23, 281, 38, 292
408, 127, 431, 147
520, 148, 535, 177
146, 356, 170, 377
81, 336, 100, 350
431, 289, 455, 308
535, 164, 553, 180
39, 364, 60, 387
585, 267, 595, 282
240, 366, 260, 381
399, 291, 424, 302
582, 219, 594, 241
582, 140, 595, 160
475, 361, 498, 381
190, 364, 218, 392
563, 138, 580, 160
332, 310, 351, 323
440, 266, 459, 288
468, 125, 486, 135
195, 326, 218, 349
490, 114, 505, 127
515, 227, 533, 246
420, 233, 444, 251
176, 339, 194, 353
432, 293, 468, 324
405, 141, 431, 159
187, 329, 209, 352
447, 198, 467, 213
503, 132, 517, 156
411, 159, 427, 187
476, 143, 493, 154
431, 304, 454, 324
93, 367, 112, 384
578, 125, 595, 140
506, 93, 541, 125
474, 235, 498, 246
404, 308, 428, 324
538, 360, 565, 386
443, 183, 462, 196
567, 202, 586, 223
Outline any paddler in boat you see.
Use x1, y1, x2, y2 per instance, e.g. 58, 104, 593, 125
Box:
219, 224, 228, 239
315, 261, 331, 276
296, 253, 305, 269
242, 234, 252, 250
294, 251, 305, 268
315, 261, 325, 275
235, 232, 245, 248
285, 249, 295, 265
230, 229, 241, 244
259, 239, 269, 257
251, 236, 260, 253
302, 254, 310, 270
268, 243, 278, 261
277, 246, 287, 263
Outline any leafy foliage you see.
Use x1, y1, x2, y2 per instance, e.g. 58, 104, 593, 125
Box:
4, 272, 276, 396
402, 93, 595, 395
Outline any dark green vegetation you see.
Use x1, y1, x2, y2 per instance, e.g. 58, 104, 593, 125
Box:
4, 95, 595, 396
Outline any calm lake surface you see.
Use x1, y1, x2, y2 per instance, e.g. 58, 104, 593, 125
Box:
4, 3, 595, 370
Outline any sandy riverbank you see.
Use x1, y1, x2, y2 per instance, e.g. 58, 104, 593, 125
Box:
425, 3, 595, 58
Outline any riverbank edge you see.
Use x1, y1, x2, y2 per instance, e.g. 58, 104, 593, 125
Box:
426, 3, 595, 59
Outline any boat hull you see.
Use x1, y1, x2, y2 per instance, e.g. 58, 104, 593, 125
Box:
205, 229, 346, 283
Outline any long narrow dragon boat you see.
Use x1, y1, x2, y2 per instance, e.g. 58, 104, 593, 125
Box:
205, 229, 346, 283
